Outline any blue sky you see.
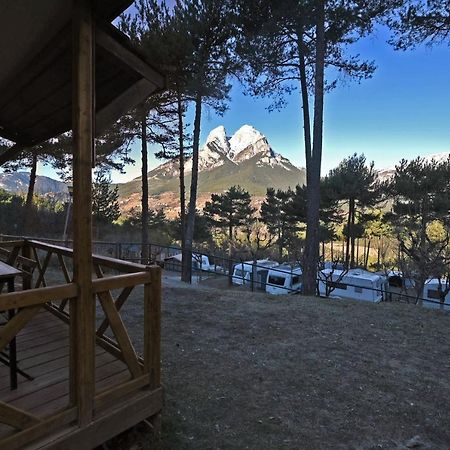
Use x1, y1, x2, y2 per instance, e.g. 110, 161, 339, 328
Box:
40, 25, 450, 183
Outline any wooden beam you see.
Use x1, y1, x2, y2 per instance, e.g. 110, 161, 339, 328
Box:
0, 306, 42, 353
145, 266, 161, 389
29, 240, 149, 273
72, 0, 95, 427
0, 401, 41, 430
96, 78, 157, 136
96, 285, 133, 336
92, 272, 151, 293
97, 290, 142, 379
95, 373, 150, 412
0, 407, 77, 450
0, 283, 77, 310
95, 27, 165, 88
0, 144, 27, 166
41, 388, 163, 450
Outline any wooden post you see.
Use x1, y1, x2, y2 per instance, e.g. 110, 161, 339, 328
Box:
144, 266, 161, 390
22, 240, 31, 291
72, 0, 95, 426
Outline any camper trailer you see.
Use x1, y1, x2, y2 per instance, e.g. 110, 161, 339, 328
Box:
386, 270, 414, 289
265, 265, 303, 295
422, 279, 450, 311
318, 268, 387, 303
164, 253, 212, 272
232, 260, 279, 289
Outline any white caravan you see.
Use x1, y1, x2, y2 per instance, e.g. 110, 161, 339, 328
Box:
164, 253, 212, 272
422, 278, 450, 311
232, 259, 279, 289
265, 265, 302, 295
318, 268, 386, 303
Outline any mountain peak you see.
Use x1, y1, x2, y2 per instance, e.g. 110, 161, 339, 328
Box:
229, 125, 265, 159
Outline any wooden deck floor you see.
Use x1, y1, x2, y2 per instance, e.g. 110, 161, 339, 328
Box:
0, 309, 130, 441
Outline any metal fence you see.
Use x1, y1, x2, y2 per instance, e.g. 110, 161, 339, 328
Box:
1, 234, 448, 309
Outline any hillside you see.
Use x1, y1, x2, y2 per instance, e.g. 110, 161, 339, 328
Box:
0, 172, 68, 196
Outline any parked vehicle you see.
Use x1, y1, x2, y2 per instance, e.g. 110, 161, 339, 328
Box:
386, 270, 414, 289
422, 278, 450, 310
318, 268, 387, 303
164, 253, 213, 272
265, 265, 302, 295
232, 259, 279, 290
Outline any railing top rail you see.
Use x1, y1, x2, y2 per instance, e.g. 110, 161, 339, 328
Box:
0, 283, 77, 309
28, 240, 151, 273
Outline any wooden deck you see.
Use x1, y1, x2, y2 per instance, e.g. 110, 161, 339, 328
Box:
0, 309, 130, 441
0, 239, 163, 449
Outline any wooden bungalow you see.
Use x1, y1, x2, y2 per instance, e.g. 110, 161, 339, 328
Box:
0, 1, 166, 448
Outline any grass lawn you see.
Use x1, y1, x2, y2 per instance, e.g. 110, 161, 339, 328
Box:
105, 283, 450, 450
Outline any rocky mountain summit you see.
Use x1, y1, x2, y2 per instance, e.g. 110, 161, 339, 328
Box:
117, 124, 306, 216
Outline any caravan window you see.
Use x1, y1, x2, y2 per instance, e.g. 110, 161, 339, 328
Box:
427, 289, 441, 300
292, 275, 302, 285
328, 281, 347, 290
235, 269, 244, 277
354, 286, 363, 293
268, 275, 286, 286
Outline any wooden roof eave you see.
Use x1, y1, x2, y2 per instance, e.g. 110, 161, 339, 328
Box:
0, 24, 166, 166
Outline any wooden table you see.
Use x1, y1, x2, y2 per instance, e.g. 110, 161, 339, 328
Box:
0, 261, 22, 390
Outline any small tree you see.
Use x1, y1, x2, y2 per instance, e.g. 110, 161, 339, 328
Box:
204, 185, 255, 283
324, 154, 383, 269
204, 186, 256, 242
92, 172, 120, 237
260, 187, 299, 260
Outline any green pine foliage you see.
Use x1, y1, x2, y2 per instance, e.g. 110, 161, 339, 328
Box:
260, 187, 299, 259
92, 172, 121, 226
204, 185, 255, 240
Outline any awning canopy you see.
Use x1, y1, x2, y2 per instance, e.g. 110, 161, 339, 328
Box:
0, 0, 165, 163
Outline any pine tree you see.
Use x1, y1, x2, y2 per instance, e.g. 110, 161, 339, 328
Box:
92, 172, 121, 234
260, 187, 299, 260
389, 1, 450, 49
122, 0, 238, 281
204, 186, 256, 241
387, 156, 450, 301
324, 154, 383, 269
204, 185, 255, 282
237, 0, 401, 294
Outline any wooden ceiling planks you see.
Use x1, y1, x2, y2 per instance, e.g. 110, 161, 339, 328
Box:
0, 0, 165, 163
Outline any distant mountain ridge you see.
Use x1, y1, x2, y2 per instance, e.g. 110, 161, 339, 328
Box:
377, 151, 450, 182
119, 124, 306, 201
0, 172, 68, 196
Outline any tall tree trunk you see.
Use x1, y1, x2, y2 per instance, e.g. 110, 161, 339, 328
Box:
177, 91, 186, 253
345, 200, 352, 269
228, 222, 233, 286
24, 150, 38, 234
182, 92, 202, 283
279, 230, 283, 261
303, 1, 325, 296
350, 200, 356, 268
365, 239, 371, 269
141, 111, 149, 264
298, 33, 312, 170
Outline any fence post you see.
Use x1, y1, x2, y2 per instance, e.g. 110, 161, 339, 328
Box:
144, 265, 161, 390
251, 261, 256, 292
22, 240, 32, 291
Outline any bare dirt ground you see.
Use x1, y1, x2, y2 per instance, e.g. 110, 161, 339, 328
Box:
107, 283, 450, 450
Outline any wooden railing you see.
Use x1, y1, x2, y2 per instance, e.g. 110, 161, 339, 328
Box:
0, 239, 162, 449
